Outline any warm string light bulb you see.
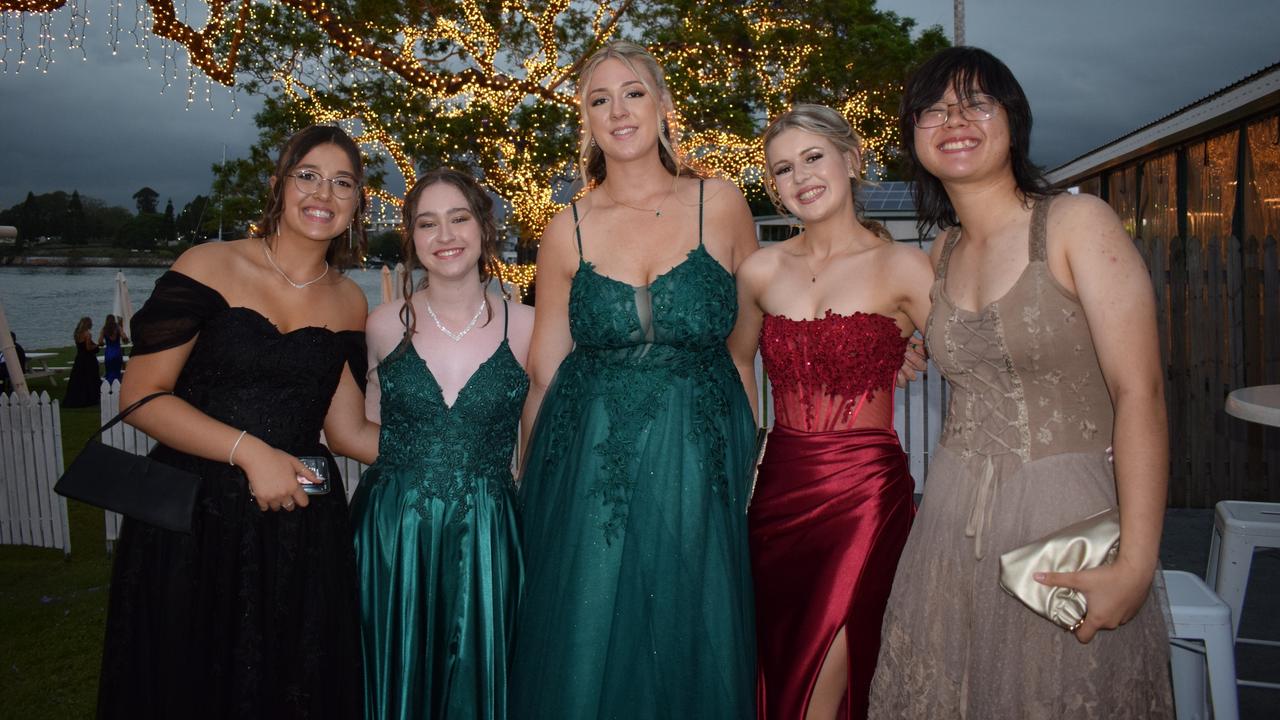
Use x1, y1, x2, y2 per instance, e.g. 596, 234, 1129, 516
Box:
1, 0, 905, 245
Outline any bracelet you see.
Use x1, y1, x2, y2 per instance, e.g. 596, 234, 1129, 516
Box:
229, 430, 249, 467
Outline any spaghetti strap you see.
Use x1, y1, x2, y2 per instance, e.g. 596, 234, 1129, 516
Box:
697, 180, 705, 246
934, 226, 962, 279
1028, 195, 1053, 263
571, 201, 584, 258
501, 298, 509, 339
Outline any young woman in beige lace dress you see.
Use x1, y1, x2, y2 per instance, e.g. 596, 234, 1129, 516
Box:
868, 47, 1174, 718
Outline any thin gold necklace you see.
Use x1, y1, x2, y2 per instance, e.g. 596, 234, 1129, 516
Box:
262, 239, 329, 289
602, 184, 674, 217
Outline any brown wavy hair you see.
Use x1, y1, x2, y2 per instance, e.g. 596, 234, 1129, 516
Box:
397, 167, 503, 340
252, 125, 368, 269
762, 103, 893, 242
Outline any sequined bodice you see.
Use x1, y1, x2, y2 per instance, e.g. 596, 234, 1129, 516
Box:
925, 197, 1114, 464
761, 311, 907, 432
374, 332, 529, 512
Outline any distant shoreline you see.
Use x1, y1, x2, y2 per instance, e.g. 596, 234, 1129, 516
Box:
1, 255, 172, 268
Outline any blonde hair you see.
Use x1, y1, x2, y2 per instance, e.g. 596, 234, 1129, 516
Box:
761, 103, 892, 242
575, 40, 704, 187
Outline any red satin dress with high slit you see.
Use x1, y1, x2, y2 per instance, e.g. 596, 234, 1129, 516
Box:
749, 310, 915, 720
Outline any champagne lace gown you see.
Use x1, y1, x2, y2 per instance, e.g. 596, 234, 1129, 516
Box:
509, 182, 758, 719
868, 198, 1173, 719
351, 301, 528, 720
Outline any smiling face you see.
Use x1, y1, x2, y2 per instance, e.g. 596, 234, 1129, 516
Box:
765, 127, 857, 224
912, 85, 1012, 186
410, 181, 483, 282
276, 142, 360, 246
582, 57, 666, 166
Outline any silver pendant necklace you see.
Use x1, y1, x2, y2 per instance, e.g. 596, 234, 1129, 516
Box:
425, 297, 486, 342
263, 239, 329, 289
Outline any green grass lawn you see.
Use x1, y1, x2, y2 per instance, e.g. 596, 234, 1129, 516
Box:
1, 348, 112, 718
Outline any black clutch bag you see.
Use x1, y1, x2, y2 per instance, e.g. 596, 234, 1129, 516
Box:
55, 391, 201, 533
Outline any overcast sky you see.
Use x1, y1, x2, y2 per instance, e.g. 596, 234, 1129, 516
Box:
2, 0, 1278, 212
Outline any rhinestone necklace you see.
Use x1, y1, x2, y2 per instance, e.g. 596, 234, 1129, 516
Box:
425, 297, 487, 342
262, 240, 329, 289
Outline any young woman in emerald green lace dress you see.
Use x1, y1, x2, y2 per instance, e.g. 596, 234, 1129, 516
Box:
509, 40, 761, 718
352, 168, 533, 719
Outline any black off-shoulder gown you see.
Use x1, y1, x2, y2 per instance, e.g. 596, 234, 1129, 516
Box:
98, 271, 366, 719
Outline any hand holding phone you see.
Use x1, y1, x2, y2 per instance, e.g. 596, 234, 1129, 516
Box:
296, 456, 331, 495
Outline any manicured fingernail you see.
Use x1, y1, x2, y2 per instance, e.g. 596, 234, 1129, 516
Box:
1034, 572, 1045, 581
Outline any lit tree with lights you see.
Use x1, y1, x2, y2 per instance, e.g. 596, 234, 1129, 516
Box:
1, 0, 947, 283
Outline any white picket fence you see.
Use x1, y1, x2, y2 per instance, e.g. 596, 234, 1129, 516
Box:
752, 354, 947, 493
0, 391, 70, 556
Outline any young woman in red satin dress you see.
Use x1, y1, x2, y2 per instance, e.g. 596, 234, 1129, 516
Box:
728, 104, 933, 720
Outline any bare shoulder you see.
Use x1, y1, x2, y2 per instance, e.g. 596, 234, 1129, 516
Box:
737, 240, 785, 276
1048, 193, 1126, 244
330, 274, 370, 331
365, 299, 407, 356
698, 176, 749, 213
504, 298, 535, 338
170, 239, 254, 286
883, 241, 934, 277
539, 203, 582, 264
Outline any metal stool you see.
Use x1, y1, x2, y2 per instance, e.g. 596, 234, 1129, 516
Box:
1165, 570, 1239, 720
1206, 501, 1280, 638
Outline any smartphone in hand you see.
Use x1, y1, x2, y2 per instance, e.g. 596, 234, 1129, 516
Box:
296, 456, 331, 495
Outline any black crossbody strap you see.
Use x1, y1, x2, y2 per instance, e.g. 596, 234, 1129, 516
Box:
94, 391, 173, 438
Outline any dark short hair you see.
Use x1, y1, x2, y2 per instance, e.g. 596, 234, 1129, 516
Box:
899, 46, 1052, 235
253, 125, 367, 268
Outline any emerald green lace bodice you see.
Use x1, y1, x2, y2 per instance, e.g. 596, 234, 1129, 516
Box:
373, 305, 528, 520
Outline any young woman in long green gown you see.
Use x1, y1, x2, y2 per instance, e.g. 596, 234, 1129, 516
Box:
509, 40, 761, 718
352, 168, 534, 719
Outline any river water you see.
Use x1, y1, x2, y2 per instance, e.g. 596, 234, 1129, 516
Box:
0, 266, 390, 351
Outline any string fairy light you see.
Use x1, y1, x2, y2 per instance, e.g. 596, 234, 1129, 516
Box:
1, 0, 907, 281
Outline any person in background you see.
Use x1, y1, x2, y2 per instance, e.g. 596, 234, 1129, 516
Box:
0, 331, 30, 394
98, 313, 129, 383
868, 47, 1173, 718
61, 316, 100, 407
98, 125, 380, 719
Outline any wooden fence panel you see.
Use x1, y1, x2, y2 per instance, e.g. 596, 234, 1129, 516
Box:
1264, 236, 1279, 496
1186, 237, 1209, 506
0, 391, 70, 555
1167, 234, 1190, 499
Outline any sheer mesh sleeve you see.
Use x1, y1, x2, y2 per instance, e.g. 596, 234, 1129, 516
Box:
338, 331, 369, 395
129, 271, 228, 356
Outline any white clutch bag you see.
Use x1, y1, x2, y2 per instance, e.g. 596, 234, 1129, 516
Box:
998, 508, 1120, 631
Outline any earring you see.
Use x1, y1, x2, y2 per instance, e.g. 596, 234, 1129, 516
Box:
589, 136, 597, 148
348, 222, 354, 250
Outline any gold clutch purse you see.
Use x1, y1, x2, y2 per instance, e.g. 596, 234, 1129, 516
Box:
997, 508, 1120, 631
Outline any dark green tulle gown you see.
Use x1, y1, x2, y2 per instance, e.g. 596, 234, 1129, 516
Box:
510, 183, 758, 719
351, 301, 528, 720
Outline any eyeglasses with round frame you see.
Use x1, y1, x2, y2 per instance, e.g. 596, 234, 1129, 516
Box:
913, 94, 1000, 129
287, 169, 360, 200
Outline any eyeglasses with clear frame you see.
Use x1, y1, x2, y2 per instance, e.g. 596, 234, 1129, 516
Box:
287, 169, 360, 199
912, 94, 1000, 129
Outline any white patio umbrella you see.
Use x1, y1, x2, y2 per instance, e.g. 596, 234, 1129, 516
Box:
111, 271, 134, 338
380, 265, 394, 305
392, 263, 408, 300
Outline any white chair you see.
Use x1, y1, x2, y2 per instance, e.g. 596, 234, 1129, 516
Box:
1165, 570, 1239, 720
1206, 500, 1280, 641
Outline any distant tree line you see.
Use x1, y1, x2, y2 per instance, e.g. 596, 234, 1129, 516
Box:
0, 189, 218, 250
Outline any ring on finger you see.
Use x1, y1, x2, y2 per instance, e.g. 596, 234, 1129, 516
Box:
283, 500, 296, 511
